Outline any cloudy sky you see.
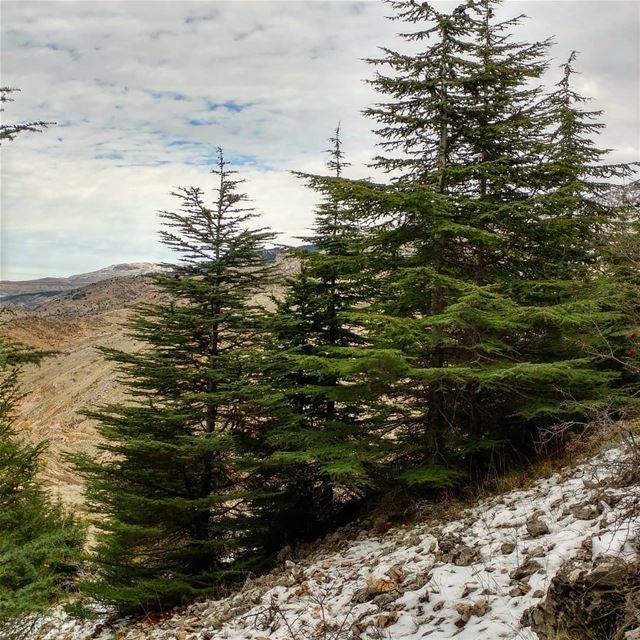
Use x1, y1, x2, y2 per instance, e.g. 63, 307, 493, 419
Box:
1, 1, 638, 280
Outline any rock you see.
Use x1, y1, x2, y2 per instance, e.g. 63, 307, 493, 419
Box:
405, 573, 430, 592
373, 515, 393, 534
588, 558, 632, 586
570, 503, 599, 520
372, 592, 399, 607
437, 533, 480, 565
438, 533, 461, 555
419, 590, 430, 603
408, 533, 422, 547
454, 598, 489, 626
526, 516, 550, 538
510, 558, 543, 582
524, 556, 640, 640
284, 559, 305, 585
353, 577, 398, 603
387, 563, 405, 583
527, 545, 546, 558
501, 541, 516, 555
454, 545, 480, 566
461, 582, 479, 597
509, 581, 531, 597
376, 611, 399, 629
601, 491, 624, 508
276, 545, 293, 563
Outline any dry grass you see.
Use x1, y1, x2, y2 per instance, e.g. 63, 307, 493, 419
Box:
379, 410, 640, 535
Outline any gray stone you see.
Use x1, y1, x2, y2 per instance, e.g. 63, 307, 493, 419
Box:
509, 582, 531, 597
526, 516, 550, 538
454, 598, 489, 627
570, 503, 600, 520
501, 541, 516, 555
510, 558, 543, 582
437, 533, 480, 566
523, 556, 640, 640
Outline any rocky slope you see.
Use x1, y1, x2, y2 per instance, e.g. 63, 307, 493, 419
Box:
1, 257, 293, 507
32, 439, 640, 640
1, 271, 167, 505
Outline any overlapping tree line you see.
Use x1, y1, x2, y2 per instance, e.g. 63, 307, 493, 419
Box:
2, 0, 639, 624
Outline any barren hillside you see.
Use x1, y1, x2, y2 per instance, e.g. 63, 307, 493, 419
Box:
1, 276, 160, 506
1, 258, 294, 507
0, 263, 167, 309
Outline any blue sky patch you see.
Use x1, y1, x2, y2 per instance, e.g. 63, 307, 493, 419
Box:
187, 118, 216, 127
95, 152, 124, 160
205, 100, 251, 113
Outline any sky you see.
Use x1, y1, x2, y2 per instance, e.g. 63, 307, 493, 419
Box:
1, 0, 639, 280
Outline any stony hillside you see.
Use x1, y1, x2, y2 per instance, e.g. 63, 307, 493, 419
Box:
33, 438, 640, 640
5, 258, 639, 638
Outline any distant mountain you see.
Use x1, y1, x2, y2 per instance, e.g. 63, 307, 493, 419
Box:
0, 262, 167, 309
0, 249, 310, 310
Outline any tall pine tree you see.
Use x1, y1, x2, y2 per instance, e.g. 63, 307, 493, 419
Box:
0, 91, 83, 637
265, 127, 391, 537
74, 149, 279, 613
317, 0, 636, 485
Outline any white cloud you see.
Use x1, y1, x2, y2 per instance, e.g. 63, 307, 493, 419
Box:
1, 0, 638, 279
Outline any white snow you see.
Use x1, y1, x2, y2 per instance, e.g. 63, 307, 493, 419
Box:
33, 443, 640, 640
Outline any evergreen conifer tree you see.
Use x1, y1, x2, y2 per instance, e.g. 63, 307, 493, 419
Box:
0, 338, 83, 640
265, 127, 390, 536
73, 149, 278, 613
0, 88, 53, 143
535, 53, 639, 394
319, 0, 637, 484
0, 94, 83, 636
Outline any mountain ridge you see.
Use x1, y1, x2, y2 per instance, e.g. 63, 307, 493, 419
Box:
0, 262, 168, 309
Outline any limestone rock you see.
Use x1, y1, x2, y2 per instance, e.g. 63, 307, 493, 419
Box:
501, 541, 516, 555
510, 558, 543, 582
570, 503, 600, 520
352, 577, 398, 603
509, 582, 531, 597
526, 516, 550, 538
437, 533, 481, 566
523, 556, 640, 640
454, 598, 489, 627
376, 611, 399, 629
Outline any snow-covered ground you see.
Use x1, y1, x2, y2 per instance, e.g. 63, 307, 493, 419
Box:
34, 445, 640, 640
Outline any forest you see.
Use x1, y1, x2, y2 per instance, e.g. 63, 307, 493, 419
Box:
1, 0, 639, 635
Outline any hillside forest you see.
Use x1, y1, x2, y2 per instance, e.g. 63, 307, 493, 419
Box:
1, 0, 639, 632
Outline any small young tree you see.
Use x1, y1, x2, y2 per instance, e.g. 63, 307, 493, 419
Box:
0, 338, 84, 640
74, 149, 279, 613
